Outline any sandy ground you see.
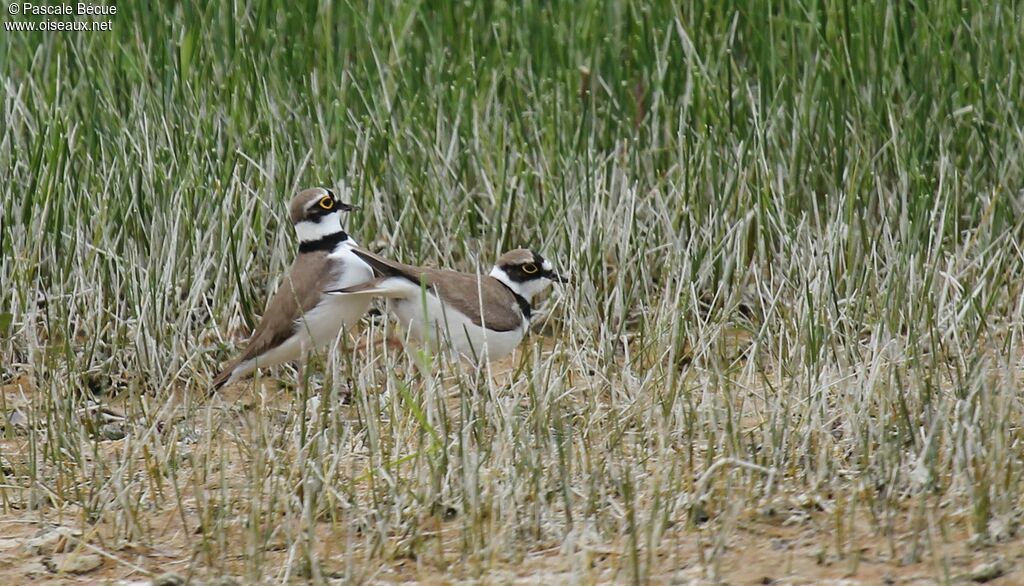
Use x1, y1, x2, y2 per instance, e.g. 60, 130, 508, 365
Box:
1, 363, 1021, 585
0, 502, 1019, 584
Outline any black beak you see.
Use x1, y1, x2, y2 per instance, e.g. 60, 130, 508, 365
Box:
545, 270, 570, 285
326, 189, 358, 212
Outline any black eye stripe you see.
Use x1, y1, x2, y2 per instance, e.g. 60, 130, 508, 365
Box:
304, 204, 338, 221
499, 264, 545, 281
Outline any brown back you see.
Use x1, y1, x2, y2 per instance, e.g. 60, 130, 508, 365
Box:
212, 252, 336, 387
352, 248, 525, 332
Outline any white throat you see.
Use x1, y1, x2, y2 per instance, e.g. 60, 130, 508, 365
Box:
490, 265, 549, 302
295, 211, 345, 243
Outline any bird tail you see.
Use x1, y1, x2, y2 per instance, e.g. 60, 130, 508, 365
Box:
326, 247, 423, 298
349, 248, 410, 279
325, 278, 408, 297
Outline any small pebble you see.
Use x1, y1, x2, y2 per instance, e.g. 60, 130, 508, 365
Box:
26, 526, 78, 555
99, 422, 127, 440
0, 538, 21, 550
44, 553, 103, 574
969, 559, 1006, 583
151, 571, 187, 586
5, 409, 29, 433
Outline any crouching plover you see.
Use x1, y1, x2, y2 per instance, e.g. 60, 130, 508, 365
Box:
212, 187, 374, 389
328, 248, 567, 362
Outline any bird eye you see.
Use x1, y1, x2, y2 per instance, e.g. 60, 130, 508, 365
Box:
318, 196, 334, 210
522, 263, 538, 274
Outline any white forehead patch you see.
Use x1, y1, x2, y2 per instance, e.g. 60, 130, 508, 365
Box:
542, 259, 553, 272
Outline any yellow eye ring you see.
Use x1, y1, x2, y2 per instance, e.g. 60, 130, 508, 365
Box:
522, 263, 538, 274
318, 196, 334, 210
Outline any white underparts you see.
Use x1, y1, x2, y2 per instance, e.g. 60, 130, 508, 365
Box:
224, 240, 373, 385
377, 277, 527, 362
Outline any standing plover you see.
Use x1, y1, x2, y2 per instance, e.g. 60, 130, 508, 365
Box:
328, 248, 567, 361
212, 187, 374, 389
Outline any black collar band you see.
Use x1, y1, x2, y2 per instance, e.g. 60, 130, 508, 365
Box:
495, 279, 532, 321
299, 231, 349, 254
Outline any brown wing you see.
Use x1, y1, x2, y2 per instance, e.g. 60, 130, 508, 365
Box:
419, 270, 525, 332
213, 252, 335, 387
347, 248, 525, 331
